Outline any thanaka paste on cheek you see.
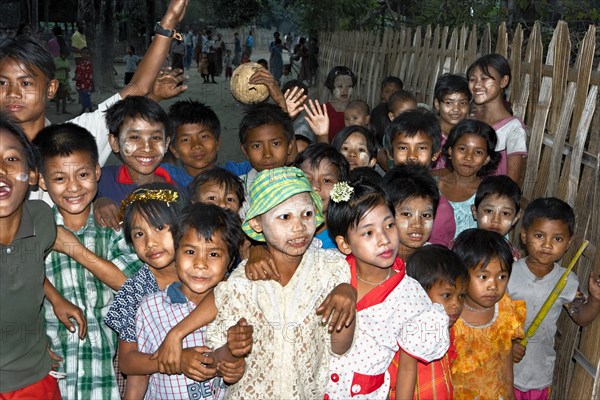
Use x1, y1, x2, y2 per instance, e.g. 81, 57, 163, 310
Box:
260, 195, 317, 248
15, 173, 29, 182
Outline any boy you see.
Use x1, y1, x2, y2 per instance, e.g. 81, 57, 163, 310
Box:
508, 198, 600, 399
0, 114, 61, 397
381, 164, 440, 260
371, 76, 403, 145
124, 45, 141, 85
343, 99, 370, 127
432, 74, 471, 169
237, 103, 295, 218
136, 203, 248, 398
167, 99, 222, 186
98, 96, 184, 205
405, 245, 469, 398
383, 109, 454, 247
471, 175, 522, 238
188, 167, 245, 214
387, 89, 417, 121
33, 123, 143, 399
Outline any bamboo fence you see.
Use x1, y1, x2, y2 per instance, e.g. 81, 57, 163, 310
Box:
318, 22, 600, 398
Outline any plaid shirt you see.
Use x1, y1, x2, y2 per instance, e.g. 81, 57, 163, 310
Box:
136, 282, 225, 400
44, 206, 143, 400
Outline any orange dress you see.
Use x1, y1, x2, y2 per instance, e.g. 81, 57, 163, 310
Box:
451, 294, 526, 400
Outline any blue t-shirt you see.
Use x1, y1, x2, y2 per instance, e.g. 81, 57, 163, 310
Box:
315, 228, 337, 250
221, 160, 252, 177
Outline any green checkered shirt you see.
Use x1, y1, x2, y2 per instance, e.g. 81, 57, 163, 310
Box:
43, 206, 143, 399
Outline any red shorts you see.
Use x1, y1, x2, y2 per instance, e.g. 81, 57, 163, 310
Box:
0, 374, 61, 400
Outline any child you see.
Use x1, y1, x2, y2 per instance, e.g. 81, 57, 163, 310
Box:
324, 65, 356, 142
136, 203, 248, 398
237, 103, 295, 218
438, 119, 500, 239
387, 90, 417, 121
381, 164, 440, 260
198, 52, 209, 83
405, 245, 469, 399
124, 45, 141, 85
224, 49, 233, 79
53, 48, 71, 114
325, 180, 450, 399
344, 99, 370, 127
371, 76, 403, 145
104, 183, 186, 398
279, 63, 293, 87
167, 99, 222, 185
451, 228, 526, 399
98, 96, 184, 206
471, 175, 522, 239
332, 125, 378, 171
467, 54, 527, 182
432, 73, 471, 170
188, 167, 244, 213
153, 167, 357, 399
0, 113, 87, 398
33, 123, 143, 398
74, 47, 94, 113
508, 198, 600, 399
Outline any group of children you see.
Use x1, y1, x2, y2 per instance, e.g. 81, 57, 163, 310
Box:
1, 6, 600, 398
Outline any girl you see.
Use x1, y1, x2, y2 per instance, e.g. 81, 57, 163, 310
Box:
324, 66, 356, 142
332, 125, 378, 171
104, 183, 186, 399
451, 228, 526, 399
438, 119, 500, 239
325, 180, 450, 399
467, 54, 527, 182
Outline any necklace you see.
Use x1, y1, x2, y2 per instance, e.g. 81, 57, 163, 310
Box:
356, 269, 391, 286
464, 302, 494, 313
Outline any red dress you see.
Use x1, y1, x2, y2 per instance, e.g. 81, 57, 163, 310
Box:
326, 102, 345, 143
75, 59, 93, 92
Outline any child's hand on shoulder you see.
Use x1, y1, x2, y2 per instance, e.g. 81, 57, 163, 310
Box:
52, 295, 87, 340
245, 245, 279, 281
511, 339, 526, 363
94, 197, 121, 230
316, 283, 357, 333
53, 226, 79, 255
218, 358, 245, 384
227, 318, 253, 357
180, 346, 217, 381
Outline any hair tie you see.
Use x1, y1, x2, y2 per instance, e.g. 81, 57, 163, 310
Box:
118, 189, 179, 221
330, 182, 354, 203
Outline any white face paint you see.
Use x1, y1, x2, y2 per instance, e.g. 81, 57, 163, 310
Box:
395, 197, 435, 253
474, 195, 518, 236
332, 75, 353, 101
339, 132, 373, 170
258, 192, 316, 257
15, 172, 29, 182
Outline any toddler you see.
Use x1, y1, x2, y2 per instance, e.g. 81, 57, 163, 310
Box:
188, 167, 244, 213
387, 90, 417, 121
344, 99, 370, 127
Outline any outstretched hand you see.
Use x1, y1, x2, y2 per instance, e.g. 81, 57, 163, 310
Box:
284, 86, 307, 119
303, 99, 329, 142
149, 67, 188, 102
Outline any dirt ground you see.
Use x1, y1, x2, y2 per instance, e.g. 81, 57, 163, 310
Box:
46, 48, 285, 165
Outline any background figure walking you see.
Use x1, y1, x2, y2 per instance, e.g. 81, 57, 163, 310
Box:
233, 32, 242, 65
183, 26, 194, 69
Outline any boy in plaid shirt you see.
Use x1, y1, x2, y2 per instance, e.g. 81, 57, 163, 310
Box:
33, 123, 143, 399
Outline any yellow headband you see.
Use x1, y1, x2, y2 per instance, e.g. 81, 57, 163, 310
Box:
118, 189, 179, 222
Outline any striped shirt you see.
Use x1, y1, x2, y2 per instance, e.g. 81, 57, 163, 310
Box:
44, 206, 143, 400
136, 282, 225, 399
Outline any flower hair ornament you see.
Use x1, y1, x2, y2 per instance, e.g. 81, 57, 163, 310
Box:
330, 181, 354, 203
118, 188, 179, 222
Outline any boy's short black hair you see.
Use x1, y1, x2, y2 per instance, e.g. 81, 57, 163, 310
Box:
33, 123, 98, 174
282, 79, 308, 97
387, 90, 417, 112
332, 125, 379, 159
434, 73, 471, 102
188, 167, 245, 206
381, 164, 440, 216
381, 76, 403, 90
168, 99, 221, 140
474, 175, 521, 213
172, 203, 244, 270
346, 100, 370, 115
327, 180, 394, 240
122, 183, 188, 245
384, 108, 441, 154
293, 142, 350, 182
324, 66, 356, 91
0, 112, 38, 171
522, 197, 575, 236
238, 103, 294, 145
442, 119, 500, 177
105, 96, 172, 140
406, 244, 469, 291
453, 228, 514, 275
0, 35, 55, 80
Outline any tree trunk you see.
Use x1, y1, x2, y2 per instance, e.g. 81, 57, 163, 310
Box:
96, 0, 115, 92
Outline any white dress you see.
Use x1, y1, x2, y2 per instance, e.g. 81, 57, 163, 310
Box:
324, 256, 450, 400
206, 247, 352, 399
